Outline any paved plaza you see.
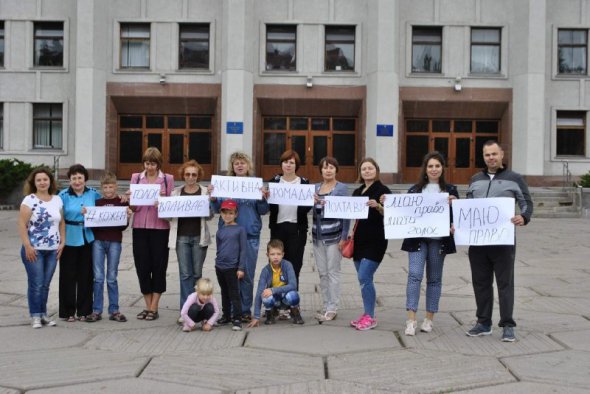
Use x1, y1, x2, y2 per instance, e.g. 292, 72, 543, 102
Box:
0, 210, 589, 393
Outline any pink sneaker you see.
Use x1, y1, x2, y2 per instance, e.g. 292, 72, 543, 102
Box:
356, 315, 377, 331
350, 314, 367, 328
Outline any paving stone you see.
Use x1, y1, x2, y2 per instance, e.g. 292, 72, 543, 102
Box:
328, 348, 516, 392
0, 326, 90, 353
0, 294, 20, 305
300, 293, 364, 312
28, 377, 220, 393
0, 387, 19, 394
550, 329, 590, 351
0, 305, 33, 327
460, 381, 590, 393
517, 295, 590, 315
379, 294, 477, 313
235, 379, 390, 394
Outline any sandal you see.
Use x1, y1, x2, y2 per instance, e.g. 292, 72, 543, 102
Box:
109, 312, 127, 322
78, 315, 87, 322
145, 310, 159, 321
85, 313, 102, 323
136, 310, 149, 320
66, 316, 76, 323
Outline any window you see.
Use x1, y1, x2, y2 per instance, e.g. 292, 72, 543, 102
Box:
0, 104, 3, 149
34, 22, 64, 67
412, 27, 442, 73
265, 25, 296, 71
556, 111, 585, 156
0, 21, 4, 67
179, 24, 209, 69
325, 25, 355, 71
558, 29, 587, 74
33, 103, 62, 149
120, 23, 150, 69
471, 28, 501, 73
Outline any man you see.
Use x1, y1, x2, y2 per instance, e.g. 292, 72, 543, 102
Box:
465, 140, 533, 342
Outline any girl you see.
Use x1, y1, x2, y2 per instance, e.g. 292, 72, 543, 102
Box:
180, 278, 220, 332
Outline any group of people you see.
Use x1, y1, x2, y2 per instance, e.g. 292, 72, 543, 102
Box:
18, 140, 532, 342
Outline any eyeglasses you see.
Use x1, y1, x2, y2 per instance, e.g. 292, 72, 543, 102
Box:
184, 173, 198, 178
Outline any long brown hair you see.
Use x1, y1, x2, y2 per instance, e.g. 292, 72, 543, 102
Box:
416, 151, 448, 192
23, 167, 58, 195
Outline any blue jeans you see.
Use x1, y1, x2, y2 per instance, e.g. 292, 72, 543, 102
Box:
240, 237, 260, 315
354, 258, 380, 318
406, 240, 446, 313
21, 247, 58, 318
92, 240, 122, 315
176, 235, 208, 309
262, 290, 300, 310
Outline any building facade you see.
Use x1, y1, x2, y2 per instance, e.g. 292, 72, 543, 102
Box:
1, 0, 589, 185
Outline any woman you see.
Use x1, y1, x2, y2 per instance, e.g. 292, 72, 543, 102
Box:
208, 152, 269, 322
267, 150, 311, 286
312, 156, 349, 322
59, 164, 101, 322
131, 147, 174, 321
18, 167, 65, 328
168, 160, 212, 323
350, 158, 391, 331
402, 151, 458, 336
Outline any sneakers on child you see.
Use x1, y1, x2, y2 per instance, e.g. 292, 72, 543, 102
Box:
356, 315, 377, 331
405, 320, 417, 336
32, 317, 42, 329
466, 323, 493, 337
290, 307, 304, 325
41, 315, 56, 327
177, 316, 184, 325
232, 320, 242, 331
501, 326, 516, 342
317, 311, 337, 322
264, 308, 277, 325
182, 325, 192, 332
216, 315, 231, 326
420, 318, 433, 333
350, 314, 366, 328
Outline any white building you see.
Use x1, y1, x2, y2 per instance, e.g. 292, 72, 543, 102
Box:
1, 0, 589, 185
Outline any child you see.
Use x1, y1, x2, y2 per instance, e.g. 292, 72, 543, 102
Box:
214, 199, 247, 331
180, 278, 220, 332
86, 172, 129, 323
248, 239, 304, 327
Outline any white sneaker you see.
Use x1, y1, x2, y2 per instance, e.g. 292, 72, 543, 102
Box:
177, 316, 184, 325
420, 318, 433, 333
405, 320, 417, 336
41, 315, 56, 327
32, 317, 42, 329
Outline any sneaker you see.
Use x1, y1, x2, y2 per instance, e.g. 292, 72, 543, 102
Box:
356, 315, 377, 331
290, 307, 304, 325
241, 313, 252, 323
501, 326, 516, 342
232, 320, 242, 331
32, 317, 42, 329
466, 323, 493, 337
182, 325, 192, 332
177, 316, 184, 325
350, 314, 366, 328
420, 318, 433, 333
264, 308, 277, 325
216, 315, 231, 326
405, 320, 417, 336
317, 311, 337, 322
41, 315, 56, 327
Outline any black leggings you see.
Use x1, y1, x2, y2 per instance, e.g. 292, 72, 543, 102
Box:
132, 228, 170, 294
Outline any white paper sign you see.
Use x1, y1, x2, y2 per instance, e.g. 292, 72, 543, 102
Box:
323, 196, 369, 219
267, 183, 315, 206
157, 195, 210, 218
130, 184, 161, 206
210, 175, 263, 200
453, 197, 515, 246
84, 206, 128, 228
383, 193, 450, 239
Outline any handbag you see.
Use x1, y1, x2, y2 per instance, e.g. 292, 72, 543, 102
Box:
341, 220, 358, 259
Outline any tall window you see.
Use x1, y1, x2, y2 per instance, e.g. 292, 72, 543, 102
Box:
471, 28, 501, 73
179, 24, 209, 69
556, 111, 585, 156
325, 25, 355, 71
558, 29, 587, 74
34, 22, 64, 67
265, 25, 296, 71
33, 103, 62, 149
120, 23, 150, 69
412, 27, 442, 73
0, 21, 4, 67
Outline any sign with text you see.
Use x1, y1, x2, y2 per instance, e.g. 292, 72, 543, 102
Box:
267, 183, 315, 206
158, 195, 210, 218
323, 196, 369, 219
210, 175, 264, 200
84, 206, 128, 228
130, 184, 161, 206
383, 193, 450, 239
453, 197, 515, 246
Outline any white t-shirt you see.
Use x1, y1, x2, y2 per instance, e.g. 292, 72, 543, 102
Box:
277, 176, 300, 224
21, 194, 63, 250
423, 183, 441, 193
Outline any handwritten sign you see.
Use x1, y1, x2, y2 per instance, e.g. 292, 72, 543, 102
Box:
267, 183, 315, 206
383, 193, 449, 239
130, 184, 161, 206
453, 197, 515, 246
323, 196, 369, 219
157, 195, 210, 218
84, 206, 128, 228
210, 175, 264, 200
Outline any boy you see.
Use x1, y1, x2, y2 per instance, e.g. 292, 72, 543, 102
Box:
215, 199, 247, 331
86, 172, 130, 322
180, 278, 220, 332
248, 239, 304, 327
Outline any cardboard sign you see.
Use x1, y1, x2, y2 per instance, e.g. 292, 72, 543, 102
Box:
383, 193, 450, 239
267, 183, 315, 206
323, 196, 369, 219
84, 206, 128, 228
130, 184, 161, 206
210, 175, 264, 200
453, 197, 515, 246
157, 195, 210, 218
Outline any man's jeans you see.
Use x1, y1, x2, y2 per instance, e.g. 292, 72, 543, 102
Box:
92, 240, 122, 315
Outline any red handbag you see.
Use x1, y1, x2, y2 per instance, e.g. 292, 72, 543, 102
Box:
341, 221, 358, 259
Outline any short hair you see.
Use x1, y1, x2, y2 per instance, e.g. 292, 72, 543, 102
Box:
23, 167, 57, 195
318, 156, 339, 174
356, 157, 381, 183
67, 164, 89, 181
100, 171, 117, 185
227, 151, 254, 176
178, 160, 204, 180
483, 140, 502, 150
142, 147, 163, 169
279, 150, 301, 171
195, 278, 214, 295
267, 239, 285, 252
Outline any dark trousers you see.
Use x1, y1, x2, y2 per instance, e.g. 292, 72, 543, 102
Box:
271, 222, 307, 286
132, 228, 170, 294
215, 267, 241, 321
59, 243, 93, 318
187, 303, 215, 323
468, 245, 516, 327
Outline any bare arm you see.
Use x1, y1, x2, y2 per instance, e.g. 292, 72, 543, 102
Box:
17, 205, 36, 262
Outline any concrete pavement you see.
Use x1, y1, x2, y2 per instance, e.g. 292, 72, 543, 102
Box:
0, 211, 589, 393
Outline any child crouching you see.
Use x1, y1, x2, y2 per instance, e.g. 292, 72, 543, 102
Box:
180, 278, 219, 332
